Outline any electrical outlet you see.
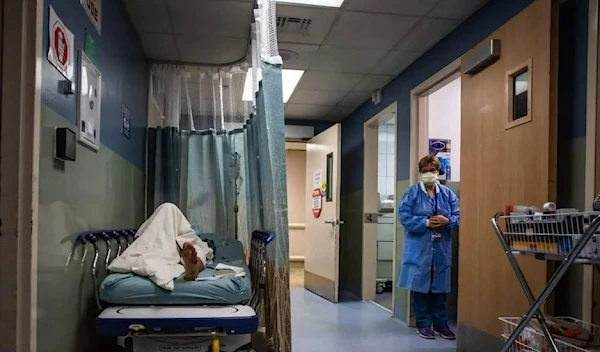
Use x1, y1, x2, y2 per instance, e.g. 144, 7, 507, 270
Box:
364, 213, 377, 223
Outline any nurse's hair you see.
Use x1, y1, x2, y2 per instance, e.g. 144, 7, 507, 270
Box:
418, 155, 440, 172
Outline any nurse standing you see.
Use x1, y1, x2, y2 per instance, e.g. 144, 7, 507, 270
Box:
397, 155, 460, 340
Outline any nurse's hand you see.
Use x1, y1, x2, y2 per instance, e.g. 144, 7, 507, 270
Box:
430, 215, 449, 228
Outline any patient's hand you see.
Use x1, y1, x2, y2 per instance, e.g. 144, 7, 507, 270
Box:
181, 242, 205, 281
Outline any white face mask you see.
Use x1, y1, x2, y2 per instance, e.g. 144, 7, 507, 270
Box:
421, 172, 438, 185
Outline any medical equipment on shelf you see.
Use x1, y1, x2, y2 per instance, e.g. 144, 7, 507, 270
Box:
492, 209, 600, 352
77, 228, 274, 352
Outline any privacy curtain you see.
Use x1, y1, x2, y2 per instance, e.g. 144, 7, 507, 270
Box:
146, 63, 291, 351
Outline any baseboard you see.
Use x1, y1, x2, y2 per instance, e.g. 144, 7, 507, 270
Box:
457, 322, 504, 351
289, 256, 305, 262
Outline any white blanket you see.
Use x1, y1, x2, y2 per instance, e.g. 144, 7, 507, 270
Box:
108, 202, 214, 291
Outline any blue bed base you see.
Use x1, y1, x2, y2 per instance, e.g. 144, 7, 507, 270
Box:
76, 229, 275, 341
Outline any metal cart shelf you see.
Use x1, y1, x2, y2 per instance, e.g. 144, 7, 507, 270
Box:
492, 211, 600, 352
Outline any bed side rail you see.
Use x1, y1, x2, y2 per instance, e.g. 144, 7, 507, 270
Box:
77, 229, 137, 311
248, 230, 275, 311
77, 229, 274, 313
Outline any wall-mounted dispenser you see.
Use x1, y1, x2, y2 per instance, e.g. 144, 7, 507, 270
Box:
54, 127, 76, 161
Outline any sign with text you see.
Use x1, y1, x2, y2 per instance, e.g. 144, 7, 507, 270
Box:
78, 52, 102, 151
47, 6, 75, 80
121, 103, 131, 139
81, 0, 102, 34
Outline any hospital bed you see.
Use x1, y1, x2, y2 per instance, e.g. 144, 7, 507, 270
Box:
77, 228, 274, 352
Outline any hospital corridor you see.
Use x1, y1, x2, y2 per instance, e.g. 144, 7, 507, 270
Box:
3, 0, 600, 351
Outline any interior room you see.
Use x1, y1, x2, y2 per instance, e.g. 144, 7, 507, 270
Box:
5, 0, 600, 351
375, 118, 397, 310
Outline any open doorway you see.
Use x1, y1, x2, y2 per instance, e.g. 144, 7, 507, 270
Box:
409, 60, 461, 326
362, 102, 398, 313
285, 142, 308, 289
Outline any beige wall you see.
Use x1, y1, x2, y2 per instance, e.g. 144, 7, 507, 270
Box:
286, 149, 306, 259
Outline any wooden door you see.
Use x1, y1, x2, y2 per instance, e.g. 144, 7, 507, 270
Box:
459, 0, 559, 340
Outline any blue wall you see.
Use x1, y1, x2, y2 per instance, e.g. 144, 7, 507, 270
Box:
42, 0, 148, 169
340, 0, 534, 193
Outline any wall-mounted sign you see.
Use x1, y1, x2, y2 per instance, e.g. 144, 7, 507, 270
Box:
312, 189, 322, 218
121, 103, 131, 139
429, 138, 451, 180
78, 51, 102, 151
47, 6, 75, 80
84, 30, 97, 64
81, 0, 102, 34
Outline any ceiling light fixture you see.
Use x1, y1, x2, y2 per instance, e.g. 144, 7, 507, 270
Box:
275, 0, 344, 8
243, 69, 305, 103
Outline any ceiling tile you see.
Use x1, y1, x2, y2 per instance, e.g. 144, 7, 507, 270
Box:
168, 0, 253, 38
393, 17, 458, 53
428, 0, 489, 20
277, 4, 339, 45
123, 0, 172, 33
339, 92, 371, 108
176, 36, 248, 64
370, 50, 422, 75
288, 89, 346, 106
285, 104, 333, 118
327, 104, 358, 121
278, 43, 320, 70
295, 71, 364, 92
352, 75, 393, 93
141, 33, 180, 61
323, 12, 419, 50
343, 0, 439, 17
309, 46, 388, 74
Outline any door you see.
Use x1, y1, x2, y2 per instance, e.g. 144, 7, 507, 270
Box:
304, 123, 342, 303
458, 0, 558, 341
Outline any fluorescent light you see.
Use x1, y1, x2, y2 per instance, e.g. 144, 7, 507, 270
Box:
242, 69, 304, 103
276, 0, 344, 7
282, 69, 304, 103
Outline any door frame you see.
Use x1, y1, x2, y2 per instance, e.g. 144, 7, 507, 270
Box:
408, 58, 461, 325
588, 0, 599, 325
362, 101, 398, 312
285, 141, 307, 263
0, 0, 43, 350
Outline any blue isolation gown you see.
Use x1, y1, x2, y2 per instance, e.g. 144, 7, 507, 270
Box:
397, 182, 459, 294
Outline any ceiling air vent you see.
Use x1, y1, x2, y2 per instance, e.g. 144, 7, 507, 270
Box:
276, 16, 312, 34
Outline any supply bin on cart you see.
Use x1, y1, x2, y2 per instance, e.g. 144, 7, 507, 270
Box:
492, 206, 600, 351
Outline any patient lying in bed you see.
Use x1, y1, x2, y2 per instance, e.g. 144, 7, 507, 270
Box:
108, 202, 214, 291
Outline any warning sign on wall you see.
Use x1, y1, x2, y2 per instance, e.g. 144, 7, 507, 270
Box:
48, 6, 75, 80
312, 189, 322, 218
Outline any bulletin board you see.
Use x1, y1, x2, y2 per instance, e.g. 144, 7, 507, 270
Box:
78, 51, 102, 151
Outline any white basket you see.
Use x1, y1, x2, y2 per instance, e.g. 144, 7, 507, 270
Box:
499, 317, 600, 352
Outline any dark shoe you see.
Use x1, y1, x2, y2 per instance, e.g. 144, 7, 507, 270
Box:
434, 326, 456, 340
417, 327, 435, 339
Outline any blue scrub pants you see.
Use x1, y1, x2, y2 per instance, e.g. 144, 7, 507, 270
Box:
413, 268, 449, 328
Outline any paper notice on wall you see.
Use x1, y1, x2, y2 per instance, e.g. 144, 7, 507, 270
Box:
429, 138, 451, 180
313, 169, 323, 190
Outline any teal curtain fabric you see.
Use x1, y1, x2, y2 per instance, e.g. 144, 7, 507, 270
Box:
146, 63, 289, 260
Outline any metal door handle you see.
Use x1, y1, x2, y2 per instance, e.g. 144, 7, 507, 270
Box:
325, 219, 345, 226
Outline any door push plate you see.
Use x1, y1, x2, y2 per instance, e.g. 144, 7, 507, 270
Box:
364, 213, 378, 223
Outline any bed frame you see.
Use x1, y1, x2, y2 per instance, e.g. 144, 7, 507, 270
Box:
76, 229, 275, 352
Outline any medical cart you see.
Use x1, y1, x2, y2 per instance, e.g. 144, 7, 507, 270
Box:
492, 210, 600, 351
